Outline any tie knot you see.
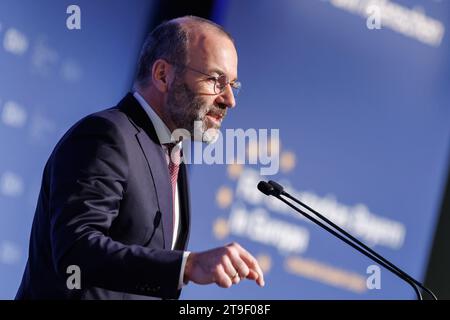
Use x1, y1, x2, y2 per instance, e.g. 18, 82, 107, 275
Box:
165, 143, 182, 166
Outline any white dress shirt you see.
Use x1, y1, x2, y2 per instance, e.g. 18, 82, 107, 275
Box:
133, 91, 190, 289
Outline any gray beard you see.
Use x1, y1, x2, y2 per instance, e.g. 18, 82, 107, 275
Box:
166, 77, 224, 143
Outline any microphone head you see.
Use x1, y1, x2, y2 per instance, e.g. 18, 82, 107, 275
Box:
257, 181, 275, 196
268, 180, 285, 196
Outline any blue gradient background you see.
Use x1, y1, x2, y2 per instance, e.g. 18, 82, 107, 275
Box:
0, 0, 448, 299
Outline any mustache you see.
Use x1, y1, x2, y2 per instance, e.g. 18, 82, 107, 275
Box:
205, 106, 227, 119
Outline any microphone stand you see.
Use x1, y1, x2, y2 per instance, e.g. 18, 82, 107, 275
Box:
258, 180, 437, 300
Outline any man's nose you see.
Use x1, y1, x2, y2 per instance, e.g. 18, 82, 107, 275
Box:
218, 84, 236, 109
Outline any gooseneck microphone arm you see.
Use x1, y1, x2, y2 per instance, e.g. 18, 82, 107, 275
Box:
257, 180, 437, 300
267, 180, 437, 300
259, 182, 422, 300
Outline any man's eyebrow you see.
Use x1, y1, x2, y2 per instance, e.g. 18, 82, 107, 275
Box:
208, 68, 225, 76
208, 68, 238, 82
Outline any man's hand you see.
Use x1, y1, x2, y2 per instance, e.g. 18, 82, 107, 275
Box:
183, 242, 265, 288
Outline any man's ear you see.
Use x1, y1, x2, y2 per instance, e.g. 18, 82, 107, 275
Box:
151, 59, 174, 93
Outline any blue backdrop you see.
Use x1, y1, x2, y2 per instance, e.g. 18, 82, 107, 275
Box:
182, 0, 450, 299
0, 0, 449, 300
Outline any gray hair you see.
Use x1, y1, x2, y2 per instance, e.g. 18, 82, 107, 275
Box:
134, 16, 234, 88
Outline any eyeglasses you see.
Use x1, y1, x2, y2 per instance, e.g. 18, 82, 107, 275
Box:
169, 61, 241, 96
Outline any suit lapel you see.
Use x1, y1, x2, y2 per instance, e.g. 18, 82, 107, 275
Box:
175, 162, 191, 250
135, 132, 174, 249
119, 93, 174, 249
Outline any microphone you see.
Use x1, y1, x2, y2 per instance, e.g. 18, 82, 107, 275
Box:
256, 180, 275, 196
257, 180, 437, 300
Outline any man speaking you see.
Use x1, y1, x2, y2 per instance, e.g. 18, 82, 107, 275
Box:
16, 16, 264, 300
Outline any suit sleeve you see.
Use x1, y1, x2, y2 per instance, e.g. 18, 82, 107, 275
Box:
48, 115, 183, 298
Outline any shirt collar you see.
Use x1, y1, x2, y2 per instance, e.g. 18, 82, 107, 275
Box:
133, 91, 180, 146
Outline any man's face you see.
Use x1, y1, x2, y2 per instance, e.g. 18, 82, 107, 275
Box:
166, 30, 238, 143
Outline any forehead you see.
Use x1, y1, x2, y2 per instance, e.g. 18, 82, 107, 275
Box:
186, 28, 238, 79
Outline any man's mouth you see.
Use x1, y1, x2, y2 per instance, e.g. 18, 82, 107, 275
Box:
205, 111, 224, 127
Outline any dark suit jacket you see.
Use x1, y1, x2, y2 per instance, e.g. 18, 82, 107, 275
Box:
16, 93, 190, 300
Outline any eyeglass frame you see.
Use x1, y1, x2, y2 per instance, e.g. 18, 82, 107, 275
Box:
166, 60, 241, 95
